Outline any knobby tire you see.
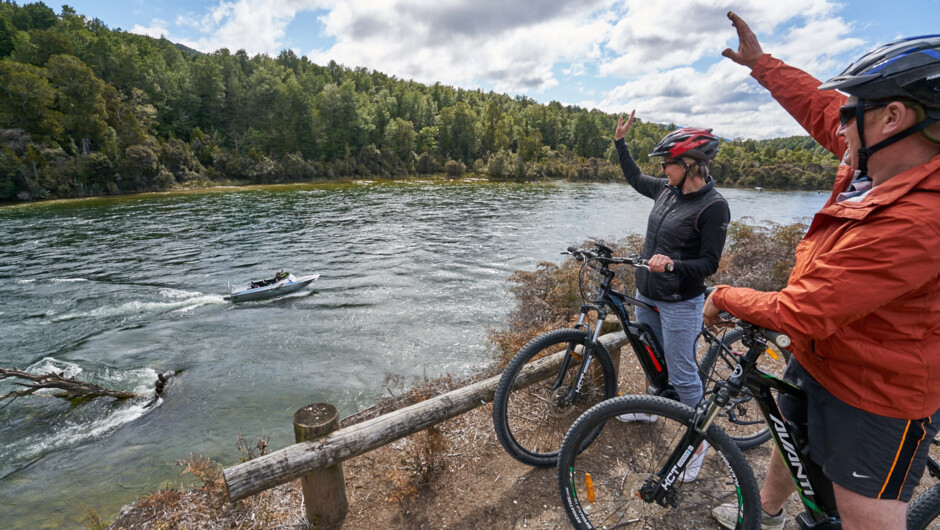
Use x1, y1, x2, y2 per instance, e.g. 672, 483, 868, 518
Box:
493, 328, 617, 467
908, 483, 940, 529
557, 395, 760, 529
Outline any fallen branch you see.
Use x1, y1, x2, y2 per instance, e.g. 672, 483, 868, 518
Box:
0, 367, 139, 405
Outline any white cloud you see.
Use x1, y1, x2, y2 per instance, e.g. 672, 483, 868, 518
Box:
310, 0, 612, 93
124, 0, 880, 139
586, 0, 871, 138
588, 59, 809, 139
601, 0, 739, 75
130, 22, 172, 40
165, 0, 334, 55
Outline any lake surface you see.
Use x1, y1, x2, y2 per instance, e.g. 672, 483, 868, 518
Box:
0, 179, 827, 527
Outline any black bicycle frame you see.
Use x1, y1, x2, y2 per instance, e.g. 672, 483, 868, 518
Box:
605, 288, 673, 398
636, 330, 840, 526
559, 259, 674, 406
714, 333, 841, 528
747, 373, 840, 527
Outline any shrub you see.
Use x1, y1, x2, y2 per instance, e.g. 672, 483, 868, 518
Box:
484, 150, 512, 179
489, 236, 643, 361
710, 218, 807, 292
414, 152, 439, 174
443, 159, 465, 177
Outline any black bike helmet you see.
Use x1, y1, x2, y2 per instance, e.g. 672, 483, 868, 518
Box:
819, 34, 940, 109
819, 35, 940, 174
649, 127, 720, 161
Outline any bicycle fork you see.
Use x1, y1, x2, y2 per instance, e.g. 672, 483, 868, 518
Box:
637, 394, 725, 506
554, 310, 604, 406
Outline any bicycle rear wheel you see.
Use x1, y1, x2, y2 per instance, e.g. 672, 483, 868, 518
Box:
493, 328, 617, 467
698, 327, 790, 450
558, 395, 760, 529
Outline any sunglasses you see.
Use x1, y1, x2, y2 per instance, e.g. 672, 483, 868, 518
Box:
660, 160, 683, 170
838, 102, 889, 126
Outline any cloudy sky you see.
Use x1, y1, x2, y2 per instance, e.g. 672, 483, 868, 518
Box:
67, 0, 939, 140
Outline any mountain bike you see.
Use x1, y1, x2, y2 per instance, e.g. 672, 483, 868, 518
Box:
556, 314, 940, 529
492, 241, 769, 468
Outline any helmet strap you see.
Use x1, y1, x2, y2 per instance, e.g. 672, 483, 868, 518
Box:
855, 99, 871, 176
855, 98, 940, 175
674, 160, 697, 194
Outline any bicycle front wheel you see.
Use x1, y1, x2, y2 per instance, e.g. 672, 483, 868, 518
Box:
909, 484, 940, 529
558, 395, 760, 529
698, 327, 790, 450
493, 328, 617, 467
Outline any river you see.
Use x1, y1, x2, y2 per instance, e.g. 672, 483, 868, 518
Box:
0, 178, 827, 527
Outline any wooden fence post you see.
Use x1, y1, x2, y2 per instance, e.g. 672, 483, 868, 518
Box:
293, 403, 347, 528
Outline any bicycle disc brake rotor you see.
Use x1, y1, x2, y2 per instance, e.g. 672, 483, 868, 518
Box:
547, 385, 579, 418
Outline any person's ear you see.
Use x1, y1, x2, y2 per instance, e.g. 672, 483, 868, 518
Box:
880, 101, 914, 135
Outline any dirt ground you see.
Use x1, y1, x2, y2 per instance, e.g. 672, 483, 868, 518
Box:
110, 344, 935, 530
332, 349, 792, 530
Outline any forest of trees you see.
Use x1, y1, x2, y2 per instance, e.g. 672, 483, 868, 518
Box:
0, 2, 840, 201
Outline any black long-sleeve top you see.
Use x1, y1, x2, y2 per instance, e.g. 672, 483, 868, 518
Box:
616, 138, 730, 300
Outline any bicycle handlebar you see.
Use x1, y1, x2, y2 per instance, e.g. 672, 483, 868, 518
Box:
565, 245, 675, 272
706, 286, 793, 352
763, 329, 792, 349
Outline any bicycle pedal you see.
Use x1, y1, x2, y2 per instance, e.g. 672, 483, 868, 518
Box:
795, 512, 841, 529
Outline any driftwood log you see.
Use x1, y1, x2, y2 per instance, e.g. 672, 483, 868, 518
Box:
0, 367, 171, 406
223, 330, 627, 502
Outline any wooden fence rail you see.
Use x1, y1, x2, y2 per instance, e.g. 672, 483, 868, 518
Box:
222, 330, 626, 510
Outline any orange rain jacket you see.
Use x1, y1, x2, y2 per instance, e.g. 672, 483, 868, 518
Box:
712, 54, 940, 419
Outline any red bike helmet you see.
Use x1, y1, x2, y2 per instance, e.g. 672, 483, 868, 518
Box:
649, 127, 720, 161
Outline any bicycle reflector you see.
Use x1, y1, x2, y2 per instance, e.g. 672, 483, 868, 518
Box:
765, 347, 779, 360
585, 472, 596, 503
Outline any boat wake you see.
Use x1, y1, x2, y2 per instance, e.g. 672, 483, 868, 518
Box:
52, 289, 226, 322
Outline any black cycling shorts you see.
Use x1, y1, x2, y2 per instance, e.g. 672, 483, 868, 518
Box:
777, 359, 939, 502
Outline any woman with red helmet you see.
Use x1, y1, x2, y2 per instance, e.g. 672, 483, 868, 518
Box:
612, 111, 730, 475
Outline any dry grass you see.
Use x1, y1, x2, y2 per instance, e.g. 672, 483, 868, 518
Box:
109, 445, 308, 529
386, 427, 449, 504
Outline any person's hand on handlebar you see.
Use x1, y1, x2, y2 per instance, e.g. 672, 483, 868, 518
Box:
647, 254, 674, 273
703, 289, 731, 327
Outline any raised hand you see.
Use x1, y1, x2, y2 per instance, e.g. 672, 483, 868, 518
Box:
615, 109, 636, 141
721, 11, 764, 69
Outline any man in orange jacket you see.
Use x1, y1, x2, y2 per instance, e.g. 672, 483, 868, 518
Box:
706, 12, 940, 530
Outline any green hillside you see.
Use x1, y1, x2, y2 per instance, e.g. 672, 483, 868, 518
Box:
0, 2, 838, 201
